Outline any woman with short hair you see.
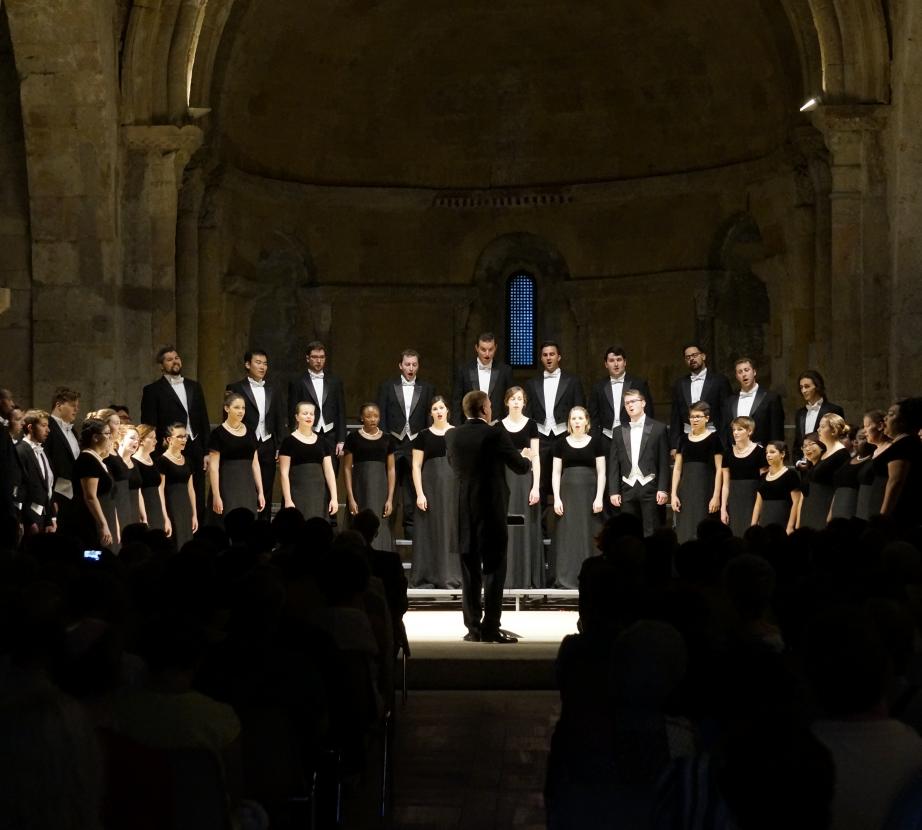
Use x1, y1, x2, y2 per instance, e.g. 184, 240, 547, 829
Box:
720, 416, 766, 538
670, 401, 723, 543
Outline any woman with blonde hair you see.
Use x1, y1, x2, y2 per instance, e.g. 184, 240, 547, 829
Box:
279, 400, 337, 520
798, 414, 850, 529
551, 406, 606, 588
132, 423, 166, 530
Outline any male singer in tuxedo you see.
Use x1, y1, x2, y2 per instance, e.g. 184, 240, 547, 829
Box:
589, 345, 654, 516
226, 349, 288, 520
16, 410, 56, 535
524, 341, 585, 504
288, 340, 347, 460
793, 369, 845, 461
140, 346, 212, 517
446, 391, 532, 643
724, 357, 785, 447
44, 386, 81, 526
669, 342, 732, 455
450, 332, 513, 426
609, 389, 670, 537
376, 349, 435, 538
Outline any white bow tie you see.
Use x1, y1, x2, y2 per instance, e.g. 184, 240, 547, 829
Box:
740, 389, 756, 399
611, 377, 624, 384
248, 378, 266, 387
806, 402, 821, 412
402, 380, 415, 387
544, 370, 560, 379
309, 372, 324, 380
630, 420, 644, 429
61, 422, 73, 433
690, 373, 705, 382
166, 375, 185, 385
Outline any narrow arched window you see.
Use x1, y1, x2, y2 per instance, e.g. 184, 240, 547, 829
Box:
507, 272, 535, 368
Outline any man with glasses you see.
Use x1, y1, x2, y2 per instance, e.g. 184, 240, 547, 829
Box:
609, 390, 670, 537
669, 342, 732, 455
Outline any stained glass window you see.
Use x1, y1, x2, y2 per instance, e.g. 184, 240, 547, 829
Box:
507, 273, 535, 367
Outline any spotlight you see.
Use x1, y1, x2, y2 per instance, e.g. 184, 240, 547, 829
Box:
799, 97, 821, 113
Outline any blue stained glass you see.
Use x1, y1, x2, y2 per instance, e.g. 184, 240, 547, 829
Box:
507, 273, 535, 367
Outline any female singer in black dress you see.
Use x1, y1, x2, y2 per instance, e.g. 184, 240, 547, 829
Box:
208, 391, 265, 521
498, 386, 543, 589
133, 424, 166, 530
279, 401, 338, 520
871, 398, 922, 527
107, 424, 142, 531
157, 422, 198, 548
551, 406, 606, 589
829, 427, 873, 520
798, 415, 850, 529
752, 441, 802, 534
720, 416, 766, 538
65, 418, 115, 549
670, 401, 723, 543
409, 396, 461, 588
856, 410, 889, 520
344, 403, 396, 551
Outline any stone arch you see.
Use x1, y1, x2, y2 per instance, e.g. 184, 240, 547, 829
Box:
471, 232, 572, 368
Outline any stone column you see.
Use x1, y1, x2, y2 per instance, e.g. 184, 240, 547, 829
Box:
120, 124, 202, 402
812, 105, 890, 417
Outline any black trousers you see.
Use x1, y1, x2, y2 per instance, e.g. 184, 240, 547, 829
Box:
256, 439, 277, 520
393, 436, 415, 531
619, 479, 664, 537
460, 551, 506, 634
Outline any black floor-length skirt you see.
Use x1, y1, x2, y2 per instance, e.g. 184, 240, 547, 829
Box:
552, 467, 602, 589
800, 482, 834, 530
290, 463, 326, 520
102, 487, 121, 554
727, 480, 759, 538
217, 459, 258, 518
674, 461, 715, 543
351, 459, 394, 551
165, 482, 194, 549
759, 499, 793, 529
829, 486, 858, 521
504, 466, 544, 589
141, 486, 164, 530
410, 456, 461, 588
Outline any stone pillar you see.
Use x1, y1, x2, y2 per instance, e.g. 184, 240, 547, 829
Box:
120, 124, 202, 405
813, 105, 890, 418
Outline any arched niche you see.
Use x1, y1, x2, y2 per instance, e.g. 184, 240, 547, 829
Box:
470, 232, 572, 375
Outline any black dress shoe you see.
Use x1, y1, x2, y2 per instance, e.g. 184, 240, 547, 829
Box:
480, 629, 518, 644
462, 631, 481, 642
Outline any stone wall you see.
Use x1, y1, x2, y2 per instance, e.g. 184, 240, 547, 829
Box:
0, 7, 32, 403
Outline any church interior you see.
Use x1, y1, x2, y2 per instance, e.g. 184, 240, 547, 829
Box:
4, 1, 922, 828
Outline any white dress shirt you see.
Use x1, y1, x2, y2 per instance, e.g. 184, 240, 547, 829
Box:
623, 416, 655, 487
165, 375, 195, 438
477, 360, 492, 394
248, 377, 269, 441
689, 368, 707, 404
398, 379, 416, 440
309, 371, 329, 432
541, 370, 564, 436
804, 399, 824, 435
52, 414, 80, 459
605, 376, 625, 437
736, 383, 760, 418
24, 435, 54, 503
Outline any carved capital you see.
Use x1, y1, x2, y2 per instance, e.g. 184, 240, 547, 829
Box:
121, 125, 204, 183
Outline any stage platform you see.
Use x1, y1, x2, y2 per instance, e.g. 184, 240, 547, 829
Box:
402, 608, 579, 690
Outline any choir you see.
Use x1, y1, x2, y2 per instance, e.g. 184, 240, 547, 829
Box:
2, 337, 922, 589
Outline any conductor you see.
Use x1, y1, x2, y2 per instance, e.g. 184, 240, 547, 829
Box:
447, 390, 532, 643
